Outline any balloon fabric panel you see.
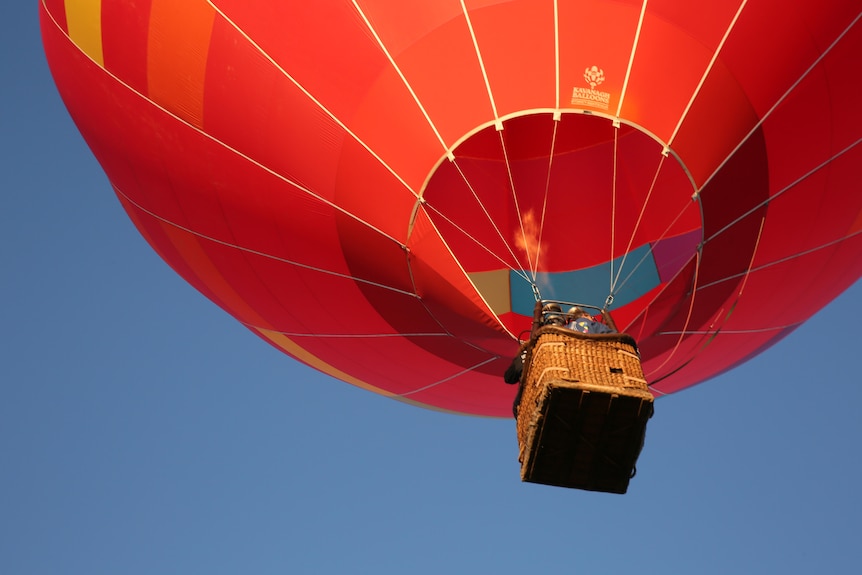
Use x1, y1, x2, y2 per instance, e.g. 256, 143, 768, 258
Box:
41, 1, 862, 416
101, 0, 151, 94
462, 0, 558, 115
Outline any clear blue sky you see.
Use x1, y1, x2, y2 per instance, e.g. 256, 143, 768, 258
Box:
3, 4, 861, 574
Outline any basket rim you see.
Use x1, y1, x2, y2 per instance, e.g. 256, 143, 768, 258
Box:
529, 325, 638, 348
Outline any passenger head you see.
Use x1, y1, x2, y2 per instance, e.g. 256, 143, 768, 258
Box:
541, 302, 563, 325
546, 314, 565, 326
566, 306, 590, 321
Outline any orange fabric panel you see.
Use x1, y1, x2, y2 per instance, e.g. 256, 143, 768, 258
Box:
465, 0, 558, 115
147, 0, 215, 128
557, 0, 641, 115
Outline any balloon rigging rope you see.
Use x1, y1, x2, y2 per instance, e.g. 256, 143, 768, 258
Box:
53, 1, 861, 351
633, 139, 860, 350
113, 185, 420, 298
699, 226, 862, 292
608, 133, 857, 302
447, 160, 534, 283
612, 188, 700, 302
707, 137, 862, 243
207, 0, 423, 199
645, 217, 764, 387
626, 146, 862, 384
45, 7, 420, 258
398, 356, 500, 397
423, 202, 532, 285
610, 153, 667, 296
619, 8, 859, 342
697, 9, 862, 194
631, 154, 862, 385
616, 10, 860, 363
469, 0, 535, 278
499, 130, 538, 278
534, 119, 560, 283
609, 125, 619, 300
612, 166, 702, 299
356, 0, 535, 291
604, 0, 645, 305
55, 0, 516, 342
46, 0, 524, 357
460, 0, 501, 125
356, 0, 536, 287
643, 250, 702, 379
350, 0, 450, 156
666, 0, 748, 148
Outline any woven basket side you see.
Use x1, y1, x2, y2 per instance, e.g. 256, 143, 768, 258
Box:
516, 330, 651, 464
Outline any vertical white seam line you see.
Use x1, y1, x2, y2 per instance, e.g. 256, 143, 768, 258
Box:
460, 0, 501, 126
667, 0, 748, 147
554, 0, 560, 112
697, 10, 862, 193
615, 0, 649, 118
610, 127, 619, 293
351, 1, 451, 157
207, 0, 419, 198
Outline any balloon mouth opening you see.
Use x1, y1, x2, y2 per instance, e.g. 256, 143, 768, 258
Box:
419, 111, 702, 332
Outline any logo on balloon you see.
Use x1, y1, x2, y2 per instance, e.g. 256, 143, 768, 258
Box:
584, 66, 605, 88
572, 65, 610, 110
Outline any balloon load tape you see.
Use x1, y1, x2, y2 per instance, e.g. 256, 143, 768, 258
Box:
516, 303, 654, 493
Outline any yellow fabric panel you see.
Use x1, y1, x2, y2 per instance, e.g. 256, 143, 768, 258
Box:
64, 0, 103, 66
468, 269, 511, 315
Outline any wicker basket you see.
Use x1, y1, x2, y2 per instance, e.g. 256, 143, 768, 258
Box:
516, 326, 654, 493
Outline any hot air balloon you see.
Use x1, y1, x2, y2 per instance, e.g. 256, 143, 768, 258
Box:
40, 0, 862, 424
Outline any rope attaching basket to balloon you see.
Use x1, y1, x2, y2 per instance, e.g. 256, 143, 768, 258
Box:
515, 302, 654, 494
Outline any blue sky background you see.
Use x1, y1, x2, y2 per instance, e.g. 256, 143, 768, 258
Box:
4, 4, 862, 574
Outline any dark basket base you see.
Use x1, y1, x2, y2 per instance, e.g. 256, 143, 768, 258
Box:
521, 382, 654, 494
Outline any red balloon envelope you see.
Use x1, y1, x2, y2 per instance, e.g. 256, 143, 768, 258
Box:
41, 0, 862, 416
